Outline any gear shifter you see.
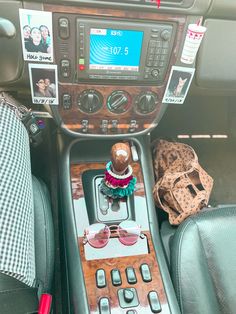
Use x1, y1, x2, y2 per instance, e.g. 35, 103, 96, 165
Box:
100, 142, 137, 200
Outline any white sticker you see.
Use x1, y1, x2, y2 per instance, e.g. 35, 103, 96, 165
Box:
19, 9, 53, 62
28, 64, 58, 105
162, 66, 195, 104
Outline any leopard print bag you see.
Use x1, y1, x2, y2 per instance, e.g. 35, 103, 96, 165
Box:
153, 140, 214, 225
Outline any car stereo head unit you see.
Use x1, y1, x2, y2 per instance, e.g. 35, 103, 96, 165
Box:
77, 18, 175, 84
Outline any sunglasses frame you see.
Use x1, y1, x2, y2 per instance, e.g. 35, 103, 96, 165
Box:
83, 220, 144, 248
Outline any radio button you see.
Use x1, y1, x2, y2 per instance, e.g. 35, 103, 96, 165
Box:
146, 61, 153, 67
79, 48, 84, 58
79, 64, 85, 71
62, 94, 72, 110
155, 48, 162, 54
161, 48, 168, 54
58, 17, 70, 39
161, 29, 171, 41
149, 40, 157, 48
149, 47, 155, 54
151, 34, 158, 38
151, 69, 160, 78
148, 54, 155, 61
60, 59, 71, 78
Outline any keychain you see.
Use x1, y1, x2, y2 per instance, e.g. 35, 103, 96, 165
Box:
0, 94, 44, 147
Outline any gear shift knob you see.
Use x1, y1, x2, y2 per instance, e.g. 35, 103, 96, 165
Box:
111, 143, 131, 174
100, 142, 136, 199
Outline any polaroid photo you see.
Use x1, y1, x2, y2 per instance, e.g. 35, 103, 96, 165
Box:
162, 66, 195, 104
19, 9, 53, 62
29, 64, 58, 105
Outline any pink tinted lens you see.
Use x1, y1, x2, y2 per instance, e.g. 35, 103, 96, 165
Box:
118, 220, 141, 246
86, 223, 110, 248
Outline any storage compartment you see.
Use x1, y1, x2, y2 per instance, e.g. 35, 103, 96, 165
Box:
196, 19, 236, 89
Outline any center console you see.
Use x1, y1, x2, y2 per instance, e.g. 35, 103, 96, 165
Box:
58, 136, 180, 314
47, 2, 189, 313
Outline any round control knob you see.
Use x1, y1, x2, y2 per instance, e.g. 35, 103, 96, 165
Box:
107, 91, 131, 114
123, 288, 134, 303
151, 68, 160, 78
135, 91, 159, 114
161, 29, 171, 41
77, 89, 103, 114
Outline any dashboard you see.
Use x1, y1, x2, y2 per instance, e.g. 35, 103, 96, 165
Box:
1, 0, 236, 136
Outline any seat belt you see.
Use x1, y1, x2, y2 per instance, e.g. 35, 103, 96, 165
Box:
38, 294, 52, 314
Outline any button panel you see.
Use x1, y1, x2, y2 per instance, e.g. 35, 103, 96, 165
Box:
148, 291, 162, 313
62, 93, 72, 110
144, 25, 172, 80
58, 17, 70, 39
99, 297, 111, 314
96, 269, 107, 288
126, 267, 137, 284
111, 269, 122, 286
140, 264, 152, 282
118, 288, 139, 309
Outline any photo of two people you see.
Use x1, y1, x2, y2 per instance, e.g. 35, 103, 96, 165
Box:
29, 64, 58, 105
19, 9, 53, 62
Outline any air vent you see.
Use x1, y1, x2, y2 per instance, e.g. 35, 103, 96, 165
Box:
88, 0, 194, 9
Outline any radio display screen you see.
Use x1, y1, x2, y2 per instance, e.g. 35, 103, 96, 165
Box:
89, 28, 143, 72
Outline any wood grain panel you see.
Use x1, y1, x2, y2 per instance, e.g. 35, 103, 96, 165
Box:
78, 232, 170, 314
71, 161, 145, 200
44, 4, 187, 134
59, 84, 163, 134
71, 161, 170, 313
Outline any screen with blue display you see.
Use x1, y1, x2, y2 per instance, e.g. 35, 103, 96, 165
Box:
89, 28, 143, 71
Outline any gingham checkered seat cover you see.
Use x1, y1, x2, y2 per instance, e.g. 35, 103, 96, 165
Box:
0, 104, 35, 287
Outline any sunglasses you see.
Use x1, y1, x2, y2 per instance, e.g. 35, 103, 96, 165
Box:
83, 220, 144, 248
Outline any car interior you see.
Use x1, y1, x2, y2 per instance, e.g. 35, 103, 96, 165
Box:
1, 0, 236, 313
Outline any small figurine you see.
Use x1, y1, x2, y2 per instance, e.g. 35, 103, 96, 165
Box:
100, 143, 137, 199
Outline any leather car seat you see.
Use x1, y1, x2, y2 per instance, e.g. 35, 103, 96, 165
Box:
170, 206, 236, 314
0, 176, 54, 314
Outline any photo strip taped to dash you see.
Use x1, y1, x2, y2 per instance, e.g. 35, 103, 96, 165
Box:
162, 66, 195, 104
19, 9, 53, 62
28, 64, 58, 105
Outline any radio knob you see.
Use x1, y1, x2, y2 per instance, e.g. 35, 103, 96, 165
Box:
136, 92, 159, 114
77, 89, 103, 113
161, 29, 171, 41
107, 91, 131, 114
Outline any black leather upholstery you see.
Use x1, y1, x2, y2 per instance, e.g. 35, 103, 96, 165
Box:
0, 176, 54, 314
170, 206, 236, 314
32, 176, 54, 293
